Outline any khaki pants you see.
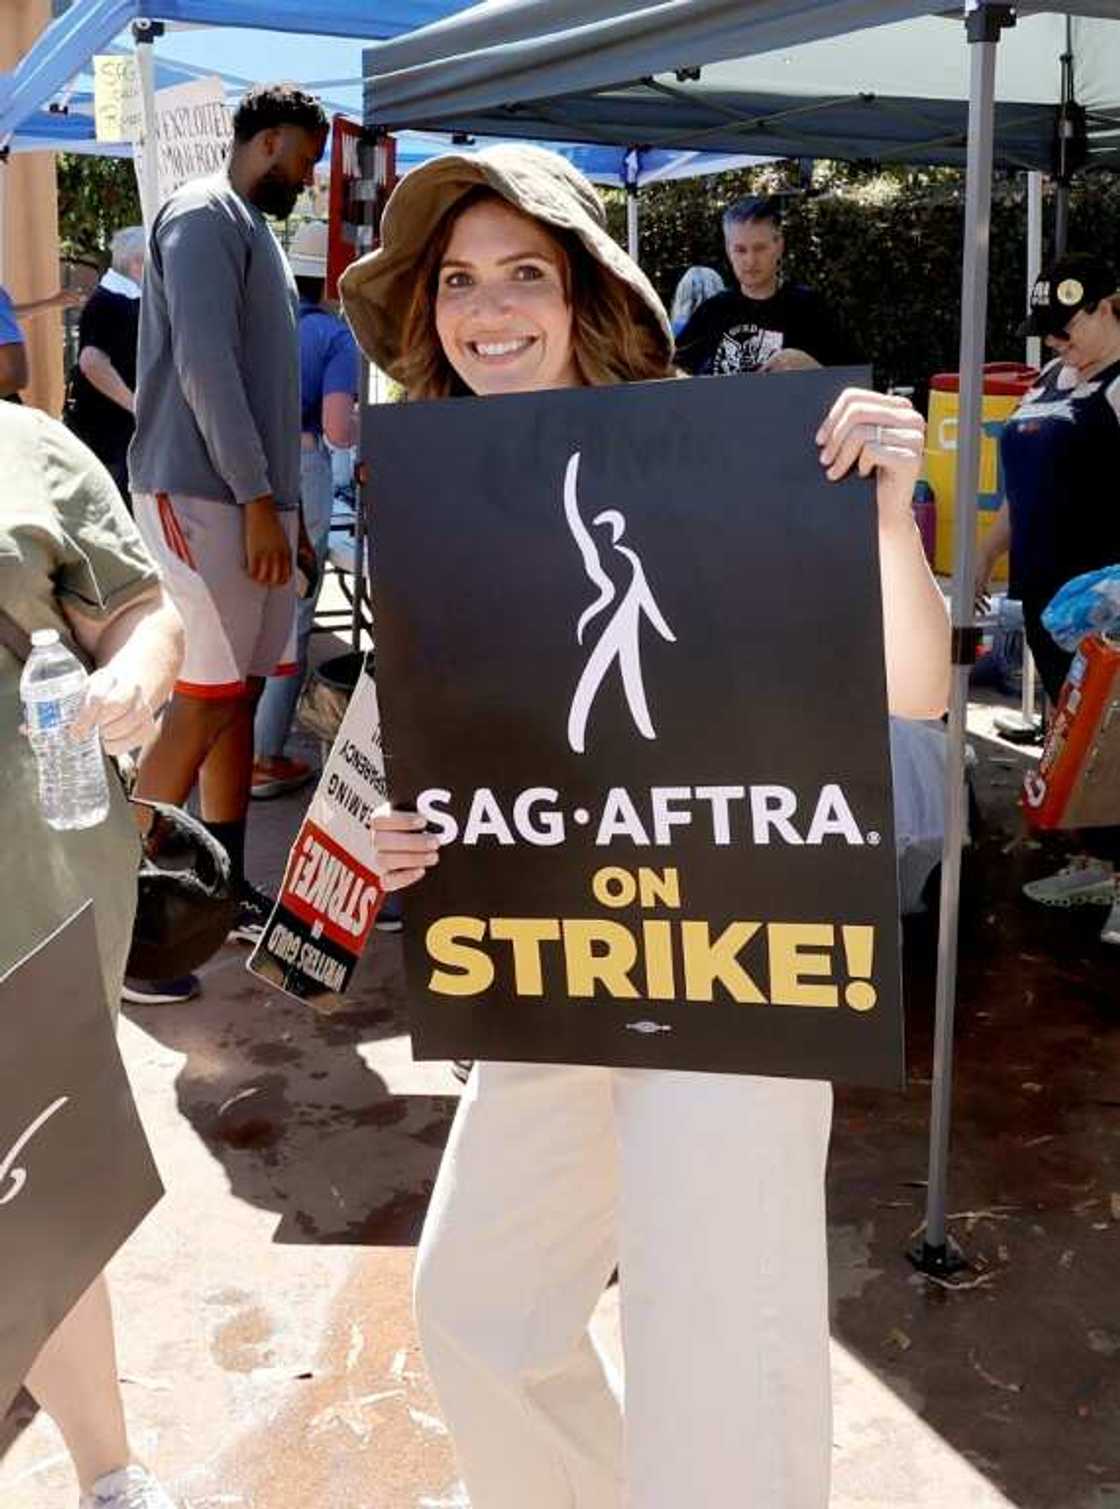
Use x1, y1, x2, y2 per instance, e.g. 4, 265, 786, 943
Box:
415, 1060, 833, 1508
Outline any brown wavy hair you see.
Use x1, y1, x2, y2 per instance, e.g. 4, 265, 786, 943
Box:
395, 187, 673, 399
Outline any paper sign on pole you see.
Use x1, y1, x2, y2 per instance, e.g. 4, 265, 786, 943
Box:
93, 54, 141, 142
134, 76, 232, 222
248, 657, 389, 1010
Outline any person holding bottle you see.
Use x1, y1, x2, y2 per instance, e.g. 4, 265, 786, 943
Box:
339, 144, 949, 1509
1, 399, 184, 1509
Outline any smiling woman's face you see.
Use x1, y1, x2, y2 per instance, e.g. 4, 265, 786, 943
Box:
434, 196, 579, 396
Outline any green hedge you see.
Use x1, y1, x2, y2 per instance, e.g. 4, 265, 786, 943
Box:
606, 167, 1120, 394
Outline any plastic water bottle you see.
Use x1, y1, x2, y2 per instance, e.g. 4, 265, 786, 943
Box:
20, 629, 110, 831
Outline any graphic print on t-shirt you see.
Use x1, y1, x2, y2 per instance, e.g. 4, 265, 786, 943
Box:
712, 323, 784, 375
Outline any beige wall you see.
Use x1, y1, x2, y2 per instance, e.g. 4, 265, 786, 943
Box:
2, 0, 65, 415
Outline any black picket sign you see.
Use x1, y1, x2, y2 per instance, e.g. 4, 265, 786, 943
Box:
366, 368, 904, 1087
0, 904, 164, 1415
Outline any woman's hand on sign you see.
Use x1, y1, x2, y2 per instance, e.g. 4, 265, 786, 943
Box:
816, 388, 925, 534
370, 805, 441, 891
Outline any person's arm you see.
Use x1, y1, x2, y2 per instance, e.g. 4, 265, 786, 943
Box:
762, 348, 821, 373
0, 340, 28, 397
65, 583, 185, 756
322, 391, 357, 449
78, 345, 134, 413
12, 288, 80, 318
159, 206, 290, 584
817, 387, 950, 720
320, 327, 360, 448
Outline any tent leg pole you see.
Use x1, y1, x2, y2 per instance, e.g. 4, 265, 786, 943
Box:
912, 2, 1011, 1281
133, 19, 163, 230
626, 181, 639, 264
1054, 181, 1070, 257
1026, 170, 1042, 370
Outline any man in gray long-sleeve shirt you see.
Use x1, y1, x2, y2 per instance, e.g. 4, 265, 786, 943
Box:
128, 83, 327, 996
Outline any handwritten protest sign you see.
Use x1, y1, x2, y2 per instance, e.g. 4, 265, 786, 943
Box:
1, 905, 163, 1415
150, 77, 231, 205
367, 368, 904, 1086
93, 54, 142, 142
248, 658, 388, 1009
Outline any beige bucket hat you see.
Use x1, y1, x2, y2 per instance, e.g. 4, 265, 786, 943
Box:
338, 143, 672, 379
288, 218, 329, 278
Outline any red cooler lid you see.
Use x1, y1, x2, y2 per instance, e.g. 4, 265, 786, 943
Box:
930, 362, 1039, 397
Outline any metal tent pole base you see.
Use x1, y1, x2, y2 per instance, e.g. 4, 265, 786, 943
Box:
908, 1235, 969, 1279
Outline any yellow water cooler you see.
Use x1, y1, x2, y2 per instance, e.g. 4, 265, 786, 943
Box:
923, 363, 1039, 582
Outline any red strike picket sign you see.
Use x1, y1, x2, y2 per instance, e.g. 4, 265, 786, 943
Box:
248, 658, 388, 1010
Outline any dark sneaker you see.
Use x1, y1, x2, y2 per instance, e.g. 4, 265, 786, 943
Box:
121, 974, 200, 1006
229, 882, 276, 945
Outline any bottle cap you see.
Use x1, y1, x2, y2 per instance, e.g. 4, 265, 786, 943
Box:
30, 629, 60, 648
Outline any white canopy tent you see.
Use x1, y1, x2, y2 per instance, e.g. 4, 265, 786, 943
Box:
360, 0, 1120, 1273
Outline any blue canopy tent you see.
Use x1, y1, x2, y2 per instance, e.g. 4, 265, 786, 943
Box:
0, 0, 477, 144
359, 0, 1120, 1273
2, 12, 770, 207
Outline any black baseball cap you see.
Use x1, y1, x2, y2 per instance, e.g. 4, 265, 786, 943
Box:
1022, 253, 1117, 337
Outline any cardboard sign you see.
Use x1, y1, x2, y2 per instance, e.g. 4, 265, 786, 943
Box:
133, 76, 231, 218
0, 904, 164, 1416
327, 119, 396, 302
93, 54, 141, 142
366, 369, 904, 1087
248, 658, 388, 1008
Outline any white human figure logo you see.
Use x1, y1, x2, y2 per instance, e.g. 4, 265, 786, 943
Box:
563, 451, 676, 755
0, 1096, 69, 1207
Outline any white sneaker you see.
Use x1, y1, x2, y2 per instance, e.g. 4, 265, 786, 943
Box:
1022, 857, 1115, 908
1100, 892, 1120, 946
80, 1465, 176, 1509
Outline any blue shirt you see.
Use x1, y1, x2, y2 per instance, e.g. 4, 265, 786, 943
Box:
299, 302, 359, 438
1000, 355, 1120, 607
0, 288, 24, 348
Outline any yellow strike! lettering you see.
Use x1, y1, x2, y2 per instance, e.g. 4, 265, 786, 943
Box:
638, 867, 681, 909
768, 924, 838, 1008
562, 920, 640, 998
642, 919, 675, 998
488, 919, 561, 995
426, 916, 494, 996
681, 921, 765, 1002
591, 867, 637, 909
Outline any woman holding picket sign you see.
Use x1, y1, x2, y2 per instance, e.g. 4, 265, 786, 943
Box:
340, 146, 948, 1509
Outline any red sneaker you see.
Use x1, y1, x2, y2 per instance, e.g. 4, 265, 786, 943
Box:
251, 755, 315, 799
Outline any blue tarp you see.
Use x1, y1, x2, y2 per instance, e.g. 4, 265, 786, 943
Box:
0, 0, 475, 140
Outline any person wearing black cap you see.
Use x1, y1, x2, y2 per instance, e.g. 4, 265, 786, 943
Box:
976, 252, 1120, 939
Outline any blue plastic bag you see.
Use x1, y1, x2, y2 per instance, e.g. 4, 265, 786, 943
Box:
1042, 565, 1120, 650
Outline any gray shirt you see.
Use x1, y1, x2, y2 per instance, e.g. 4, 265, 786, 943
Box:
129, 174, 300, 511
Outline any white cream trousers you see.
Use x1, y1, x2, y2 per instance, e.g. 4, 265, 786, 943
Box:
414, 1060, 833, 1508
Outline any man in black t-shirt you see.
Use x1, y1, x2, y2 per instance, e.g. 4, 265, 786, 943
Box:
66, 225, 145, 502
675, 197, 847, 376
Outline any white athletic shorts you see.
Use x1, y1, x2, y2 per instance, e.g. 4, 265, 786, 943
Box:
134, 491, 297, 700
